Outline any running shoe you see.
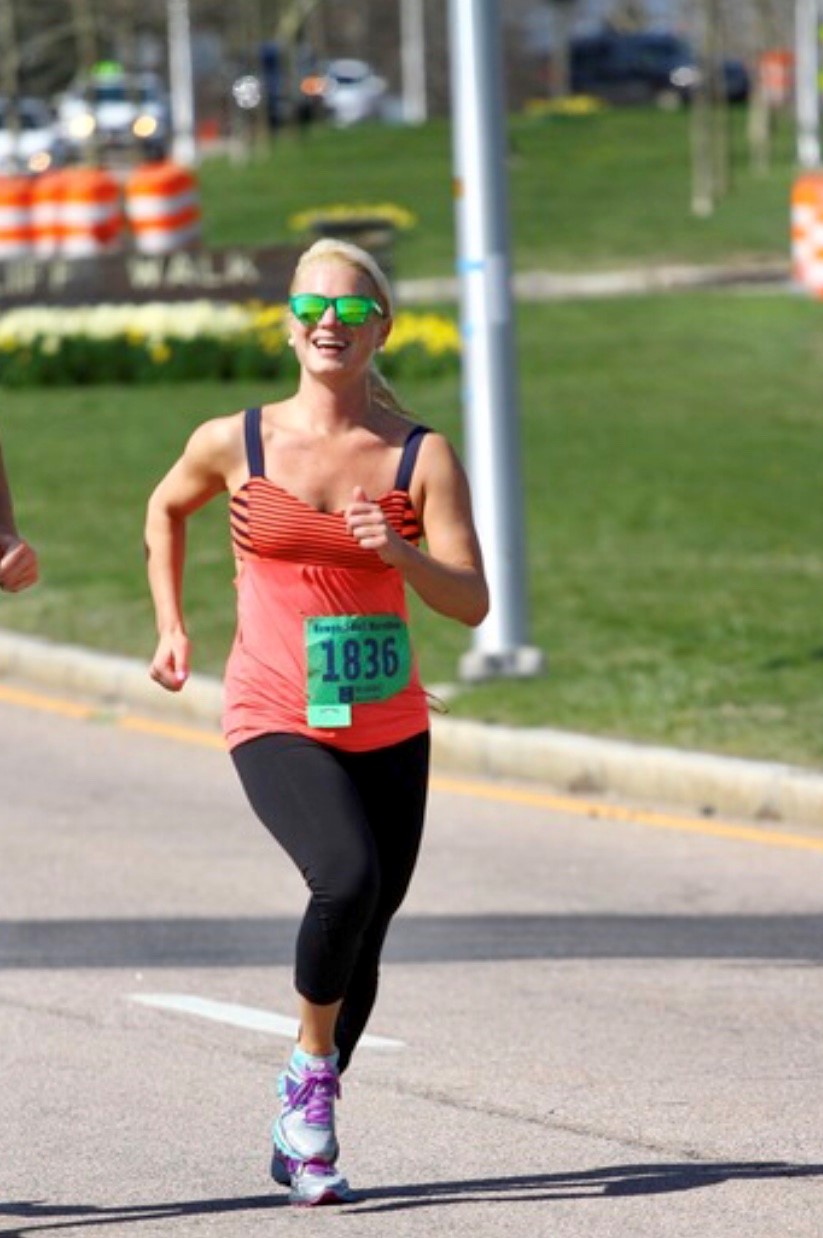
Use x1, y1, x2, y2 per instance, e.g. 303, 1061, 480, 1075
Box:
273, 1060, 340, 1164
271, 1146, 355, 1206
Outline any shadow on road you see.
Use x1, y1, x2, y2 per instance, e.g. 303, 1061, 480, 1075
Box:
5, 913, 823, 969
2, 1161, 822, 1231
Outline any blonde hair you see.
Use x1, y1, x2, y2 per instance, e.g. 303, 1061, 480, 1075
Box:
290, 237, 394, 316
290, 237, 409, 417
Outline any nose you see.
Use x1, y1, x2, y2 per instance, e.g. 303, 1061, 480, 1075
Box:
319, 303, 339, 325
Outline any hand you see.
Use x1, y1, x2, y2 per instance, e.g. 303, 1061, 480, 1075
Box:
149, 630, 190, 692
344, 486, 405, 565
0, 535, 39, 593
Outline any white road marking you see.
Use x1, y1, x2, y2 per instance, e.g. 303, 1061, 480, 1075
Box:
129, 993, 405, 1050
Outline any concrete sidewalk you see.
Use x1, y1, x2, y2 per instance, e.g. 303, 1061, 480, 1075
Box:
2, 628, 822, 831
396, 258, 792, 305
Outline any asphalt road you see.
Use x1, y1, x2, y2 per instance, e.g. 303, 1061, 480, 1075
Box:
2, 692, 823, 1237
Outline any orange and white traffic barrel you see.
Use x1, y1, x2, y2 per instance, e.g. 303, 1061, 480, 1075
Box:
58, 167, 123, 258
124, 161, 201, 254
790, 171, 823, 292
0, 175, 33, 258
31, 169, 72, 259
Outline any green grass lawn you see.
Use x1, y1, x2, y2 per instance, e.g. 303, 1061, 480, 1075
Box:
3, 288, 823, 767
198, 108, 796, 276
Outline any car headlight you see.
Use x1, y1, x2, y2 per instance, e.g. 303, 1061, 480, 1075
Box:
28, 150, 53, 173
133, 114, 159, 139
68, 112, 96, 139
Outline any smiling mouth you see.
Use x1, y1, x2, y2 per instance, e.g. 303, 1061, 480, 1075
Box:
313, 337, 348, 352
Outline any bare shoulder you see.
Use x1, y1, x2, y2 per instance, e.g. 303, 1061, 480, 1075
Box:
416, 429, 466, 480
186, 409, 245, 452
184, 410, 246, 472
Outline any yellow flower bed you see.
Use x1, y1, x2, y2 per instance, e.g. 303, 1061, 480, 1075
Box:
0, 300, 460, 387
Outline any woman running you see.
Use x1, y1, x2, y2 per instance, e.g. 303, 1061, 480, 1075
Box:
145, 238, 488, 1206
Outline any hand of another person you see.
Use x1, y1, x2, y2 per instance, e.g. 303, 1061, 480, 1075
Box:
0, 535, 39, 592
149, 630, 190, 692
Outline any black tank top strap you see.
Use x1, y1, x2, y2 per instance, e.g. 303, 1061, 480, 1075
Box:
394, 424, 430, 493
244, 406, 265, 477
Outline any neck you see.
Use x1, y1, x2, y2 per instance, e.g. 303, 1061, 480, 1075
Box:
294, 371, 373, 433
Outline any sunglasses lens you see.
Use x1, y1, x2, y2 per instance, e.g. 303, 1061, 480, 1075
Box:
335, 296, 372, 325
290, 294, 327, 324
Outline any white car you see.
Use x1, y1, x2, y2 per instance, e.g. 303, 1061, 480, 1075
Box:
58, 67, 170, 162
320, 59, 387, 126
0, 98, 65, 174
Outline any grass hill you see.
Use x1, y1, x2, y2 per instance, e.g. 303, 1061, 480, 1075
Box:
3, 107, 820, 767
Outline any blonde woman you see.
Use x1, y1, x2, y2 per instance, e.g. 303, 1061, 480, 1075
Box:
145, 239, 487, 1205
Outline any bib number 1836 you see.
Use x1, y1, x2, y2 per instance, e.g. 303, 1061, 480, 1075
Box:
305, 614, 411, 726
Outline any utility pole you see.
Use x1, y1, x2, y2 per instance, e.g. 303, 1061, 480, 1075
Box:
796, 0, 821, 167
0, 0, 21, 169
168, 0, 197, 166
400, 0, 427, 124
447, 0, 544, 682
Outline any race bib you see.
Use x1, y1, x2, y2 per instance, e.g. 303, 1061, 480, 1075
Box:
305, 614, 412, 728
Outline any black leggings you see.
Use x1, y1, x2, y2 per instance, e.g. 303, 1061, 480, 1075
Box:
231, 729, 430, 1072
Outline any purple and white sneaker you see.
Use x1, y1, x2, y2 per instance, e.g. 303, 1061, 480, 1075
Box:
273, 1060, 340, 1164
271, 1146, 355, 1206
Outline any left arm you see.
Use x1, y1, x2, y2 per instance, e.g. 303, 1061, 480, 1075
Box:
345, 434, 489, 627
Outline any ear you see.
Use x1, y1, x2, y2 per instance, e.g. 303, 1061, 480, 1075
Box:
376, 316, 392, 351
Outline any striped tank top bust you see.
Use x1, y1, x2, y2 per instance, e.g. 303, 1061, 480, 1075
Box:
229, 406, 428, 567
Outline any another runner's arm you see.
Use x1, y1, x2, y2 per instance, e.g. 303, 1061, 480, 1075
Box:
144, 419, 233, 690
0, 442, 38, 592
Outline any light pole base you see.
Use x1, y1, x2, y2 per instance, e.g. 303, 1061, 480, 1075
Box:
458, 645, 546, 683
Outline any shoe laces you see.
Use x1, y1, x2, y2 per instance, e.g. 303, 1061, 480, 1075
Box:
290, 1066, 340, 1128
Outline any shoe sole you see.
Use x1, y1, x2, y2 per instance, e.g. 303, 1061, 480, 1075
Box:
271, 1149, 354, 1205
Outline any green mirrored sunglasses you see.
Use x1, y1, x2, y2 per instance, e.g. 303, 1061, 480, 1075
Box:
289, 293, 384, 327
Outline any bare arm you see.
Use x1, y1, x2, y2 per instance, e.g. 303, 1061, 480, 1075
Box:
0, 442, 38, 593
144, 418, 235, 690
345, 433, 489, 627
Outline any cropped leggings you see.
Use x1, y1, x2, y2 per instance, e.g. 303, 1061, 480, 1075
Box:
231, 729, 430, 1072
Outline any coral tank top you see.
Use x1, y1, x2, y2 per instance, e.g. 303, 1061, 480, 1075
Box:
222, 407, 431, 752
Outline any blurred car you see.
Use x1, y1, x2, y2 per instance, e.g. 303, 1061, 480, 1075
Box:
568, 32, 750, 107
0, 97, 66, 174
317, 59, 387, 126
57, 63, 170, 162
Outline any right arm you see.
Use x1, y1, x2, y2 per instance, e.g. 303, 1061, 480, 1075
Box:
0, 442, 38, 593
144, 418, 237, 691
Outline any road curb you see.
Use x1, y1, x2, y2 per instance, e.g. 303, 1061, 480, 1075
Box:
2, 628, 822, 829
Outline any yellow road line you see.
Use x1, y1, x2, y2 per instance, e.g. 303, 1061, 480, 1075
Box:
430, 775, 823, 854
2, 680, 822, 854
119, 715, 225, 748
0, 682, 96, 720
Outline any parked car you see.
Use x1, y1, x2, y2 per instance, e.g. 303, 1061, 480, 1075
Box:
0, 97, 66, 174
568, 32, 750, 108
57, 63, 170, 162
318, 59, 387, 126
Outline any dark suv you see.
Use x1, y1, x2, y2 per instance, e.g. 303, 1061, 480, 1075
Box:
569, 32, 749, 107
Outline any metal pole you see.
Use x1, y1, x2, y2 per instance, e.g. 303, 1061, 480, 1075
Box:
168, 0, 197, 166
0, 0, 21, 170
448, 0, 544, 682
796, 0, 821, 168
400, 0, 427, 124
